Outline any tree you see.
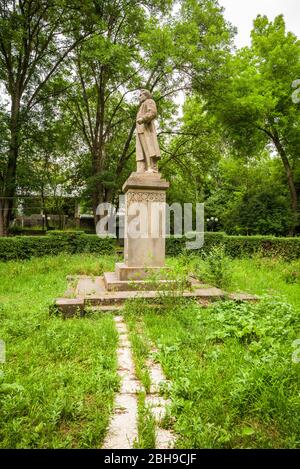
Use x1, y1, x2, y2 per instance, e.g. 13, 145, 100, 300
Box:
0, 0, 92, 235
17, 100, 79, 230
204, 155, 294, 235
0, 0, 236, 233
59, 0, 191, 223
202, 15, 300, 234
71, 0, 234, 222
160, 96, 224, 205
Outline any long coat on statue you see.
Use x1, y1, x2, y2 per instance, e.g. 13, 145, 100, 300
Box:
136, 98, 161, 162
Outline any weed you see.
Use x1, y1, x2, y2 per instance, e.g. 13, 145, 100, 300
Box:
134, 392, 156, 448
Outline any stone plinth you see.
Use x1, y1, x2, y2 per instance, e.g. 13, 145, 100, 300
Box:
115, 262, 169, 281
123, 172, 169, 270
104, 172, 170, 289
54, 276, 260, 316
122, 172, 169, 192
103, 271, 177, 292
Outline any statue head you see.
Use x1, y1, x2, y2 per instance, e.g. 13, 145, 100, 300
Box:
139, 89, 152, 103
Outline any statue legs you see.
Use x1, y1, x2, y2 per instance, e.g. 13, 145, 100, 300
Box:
137, 157, 158, 173
150, 156, 159, 173
137, 160, 146, 173
137, 134, 159, 173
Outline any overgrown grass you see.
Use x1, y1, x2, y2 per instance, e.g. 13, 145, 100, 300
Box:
0, 254, 120, 448
167, 255, 300, 310
126, 255, 300, 448
127, 295, 300, 448
228, 256, 300, 311
134, 392, 156, 449
125, 306, 151, 393
1, 253, 300, 448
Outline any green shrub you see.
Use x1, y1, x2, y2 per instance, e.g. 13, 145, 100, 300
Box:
47, 230, 86, 236
0, 233, 115, 261
166, 233, 300, 260
166, 232, 225, 256
224, 235, 300, 260
1, 231, 299, 261
202, 244, 232, 288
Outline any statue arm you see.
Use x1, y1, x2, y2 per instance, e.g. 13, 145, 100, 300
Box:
141, 99, 157, 124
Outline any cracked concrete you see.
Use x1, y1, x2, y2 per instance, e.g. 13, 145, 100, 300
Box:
102, 316, 177, 449
102, 316, 139, 449
145, 355, 176, 449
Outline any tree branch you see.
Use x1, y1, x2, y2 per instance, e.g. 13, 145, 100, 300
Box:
25, 33, 90, 112
76, 50, 95, 141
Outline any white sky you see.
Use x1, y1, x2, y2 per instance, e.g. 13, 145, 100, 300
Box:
218, 0, 300, 48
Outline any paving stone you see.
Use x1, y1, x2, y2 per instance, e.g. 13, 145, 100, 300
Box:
228, 292, 259, 302
55, 298, 85, 317
103, 316, 139, 449
102, 394, 138, 449
155, 428, 176, 449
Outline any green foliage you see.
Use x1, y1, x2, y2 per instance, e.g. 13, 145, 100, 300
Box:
208, 298, 297, 345
166, 232, 225, 256
0, 0, 94, 234
201, 15, 300, 231
0, 254, 120, 448
204, 156, 294, 236
134, 295, 300, 448
126, 313, 152, 393
1, 253, 300, 448
224, 235, 300, 260
163, 97, 224, 206
283, 266, 300, 285
166, 232, 300, 260
0, 233, 115, 261
200, 244, 231, 288
134, 392, 156, 449
1, 231, 300, 262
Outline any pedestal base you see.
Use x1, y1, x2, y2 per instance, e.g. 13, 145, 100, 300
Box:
104, 262, 175, 292
53, 275, 260, 317
104, 271, 177, 292
123, 171, 169, 268
115, 262, 169, 281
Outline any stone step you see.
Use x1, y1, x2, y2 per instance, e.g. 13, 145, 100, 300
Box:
54, 275, 259, 317
55, 286, 227, 316
115, 262, 169, 281
103, 271, 178, 292
88, 305, 124, 313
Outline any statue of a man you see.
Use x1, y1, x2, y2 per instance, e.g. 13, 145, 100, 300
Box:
136, 89, 161, 173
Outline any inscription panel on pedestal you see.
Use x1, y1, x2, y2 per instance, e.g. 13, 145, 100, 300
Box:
126, 191, 165, 205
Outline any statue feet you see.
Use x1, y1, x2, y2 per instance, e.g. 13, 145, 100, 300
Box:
146, 168, 158, 174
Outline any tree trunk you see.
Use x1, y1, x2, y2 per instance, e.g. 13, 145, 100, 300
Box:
0, 199, 10, 236
74, 200, 80, 229
0, 94, 20, 237
41, 190, 50, 231
92, 179, 104, 228
272, 132, 298, 235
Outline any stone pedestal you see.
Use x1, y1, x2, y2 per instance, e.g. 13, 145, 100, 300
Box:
104, 172, 170, 291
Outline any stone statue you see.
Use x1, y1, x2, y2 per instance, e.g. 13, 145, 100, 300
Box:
136, 89, 161, 173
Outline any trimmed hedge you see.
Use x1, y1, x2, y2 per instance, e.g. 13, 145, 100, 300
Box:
223, 235, 300, 259
0, 231, 299, 261
0, 231, 115, 261
166, 232, 300, 260
166, 232, 225, 256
